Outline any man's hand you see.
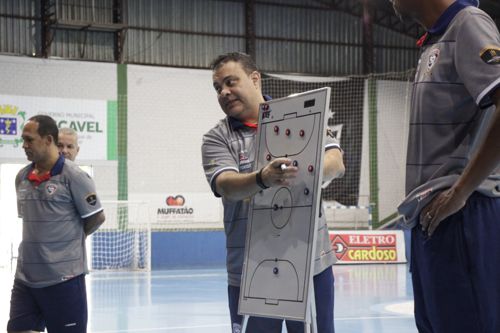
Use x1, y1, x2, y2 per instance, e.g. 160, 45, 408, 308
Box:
260, 157, 298, 187
419, 187, 467, 237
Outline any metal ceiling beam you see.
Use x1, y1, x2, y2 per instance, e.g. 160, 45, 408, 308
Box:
313, 0, 423, 39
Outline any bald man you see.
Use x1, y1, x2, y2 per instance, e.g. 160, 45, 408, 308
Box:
58, 127, 80, 161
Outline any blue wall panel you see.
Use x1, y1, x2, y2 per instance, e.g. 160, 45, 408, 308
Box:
151, 231, 226, 270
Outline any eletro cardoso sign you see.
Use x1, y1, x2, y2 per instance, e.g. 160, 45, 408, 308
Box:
329, 230, 406, 264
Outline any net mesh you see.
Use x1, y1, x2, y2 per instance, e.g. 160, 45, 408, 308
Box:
262, 70, 414, 229
90, 200, 151, 271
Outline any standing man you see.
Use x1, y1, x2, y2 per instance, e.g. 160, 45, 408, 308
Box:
58, 127, 80, 162
7, 115, 105, 333
392, 1, 500, 332
202, 52, 345, 333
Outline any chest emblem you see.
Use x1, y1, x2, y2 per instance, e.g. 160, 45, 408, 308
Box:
46, 183, 58, 195
426, 48, 440, 74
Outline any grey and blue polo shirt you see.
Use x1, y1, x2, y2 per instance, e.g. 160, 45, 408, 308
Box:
202, 114, 341, 287
406, 3, 500, 198
15, 155, 103, 288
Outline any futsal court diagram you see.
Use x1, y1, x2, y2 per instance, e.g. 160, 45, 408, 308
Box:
239, 88, 331, 321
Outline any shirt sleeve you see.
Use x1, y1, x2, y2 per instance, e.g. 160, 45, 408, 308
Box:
15, 172, 23, 218
325, 127, 342, 152
455, 10, 500, 108
201, 129, 239, 197
70, 168, 103, 219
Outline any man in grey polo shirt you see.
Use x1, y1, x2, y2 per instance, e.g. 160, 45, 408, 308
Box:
8, 115, 105, 333
392, 0, 500, 332
202, 52, 345, 333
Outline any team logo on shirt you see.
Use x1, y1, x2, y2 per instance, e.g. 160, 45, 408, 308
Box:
426, 48, 440, 74
46, 183, 58, 195
480, 46, 500, 65
85, 193, 97, 206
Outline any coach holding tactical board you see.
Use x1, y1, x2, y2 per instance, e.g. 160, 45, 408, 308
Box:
202, 52, 345, 333
392, 0, 500, 332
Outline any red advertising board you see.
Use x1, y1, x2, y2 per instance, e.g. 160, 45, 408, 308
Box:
329, 231, 406, 264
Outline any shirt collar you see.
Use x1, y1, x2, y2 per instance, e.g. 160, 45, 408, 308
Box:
417, 1, 471, 47
228, 95, 272, 131
428, 1, 468, 35
28, 154, 65, 178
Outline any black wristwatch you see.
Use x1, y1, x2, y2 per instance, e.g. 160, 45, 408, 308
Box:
256, 168, 269, 189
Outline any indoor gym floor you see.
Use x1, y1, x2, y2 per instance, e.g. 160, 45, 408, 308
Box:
1, 264, 417, 332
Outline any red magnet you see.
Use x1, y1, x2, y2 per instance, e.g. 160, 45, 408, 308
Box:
299, 130, 305, 137
266, 154, 271, 161
308, 165, 314, 172
285, 129, 291, 136
274, 126, 279, 133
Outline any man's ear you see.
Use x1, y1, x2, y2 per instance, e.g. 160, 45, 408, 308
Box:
45, 135, 55, 146
250, 71, 261, 90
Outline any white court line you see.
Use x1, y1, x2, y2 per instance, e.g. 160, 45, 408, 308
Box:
93, 316, 414, 333
336, 315, 413, 321
93, 323, 230, 333
90, 273, 226, 281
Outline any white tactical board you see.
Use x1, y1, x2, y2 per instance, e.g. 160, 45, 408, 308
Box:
239, 87, 331, 321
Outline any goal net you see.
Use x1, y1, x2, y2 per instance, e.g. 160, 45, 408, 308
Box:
262, 71, 414, 229
90, 200, 151, 271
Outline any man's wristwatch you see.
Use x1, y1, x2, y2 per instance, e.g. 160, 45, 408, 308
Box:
256, 168, 269, 189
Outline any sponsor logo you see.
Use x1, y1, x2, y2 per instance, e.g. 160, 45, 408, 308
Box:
46, 184, 58, 195
330, 233, 398, 262
239, 151, 249, 162
480, 46, 500, 65
166, 195, 185, 206
158, 195, 194, 216
238, 150, 253, 171
262, 104, 271, 119
416, 188, 433, 202
85, 193, 97, 206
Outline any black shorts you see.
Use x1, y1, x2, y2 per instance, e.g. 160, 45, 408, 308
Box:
7, 274, 87, 333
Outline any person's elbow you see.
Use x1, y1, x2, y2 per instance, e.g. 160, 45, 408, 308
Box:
84, 211, 106, 236
215, 172, 241, 202
335, 159, 346, 179
325, 149, 345, 180
328, 158, 345, 179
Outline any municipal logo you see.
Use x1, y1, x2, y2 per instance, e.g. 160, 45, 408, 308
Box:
0, 117, 17, 135
0, 104, 26, 147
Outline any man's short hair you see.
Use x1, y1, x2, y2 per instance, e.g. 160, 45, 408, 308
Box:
28, 115, 59, 145
210, 52, 258, 74
59, 127, 78, 138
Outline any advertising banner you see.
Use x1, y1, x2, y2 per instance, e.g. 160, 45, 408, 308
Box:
329, 230, 406, 264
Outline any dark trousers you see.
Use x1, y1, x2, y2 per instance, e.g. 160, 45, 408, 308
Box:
8, 274, 87, 333
411, 194, 500, 333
